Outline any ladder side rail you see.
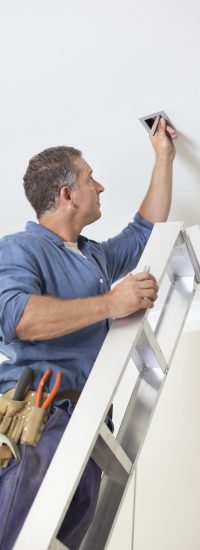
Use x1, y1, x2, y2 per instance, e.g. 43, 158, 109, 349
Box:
13, 222, 184, 550
184, 225, 200, 283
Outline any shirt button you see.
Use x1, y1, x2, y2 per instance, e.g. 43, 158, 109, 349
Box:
99, 278, 103, 284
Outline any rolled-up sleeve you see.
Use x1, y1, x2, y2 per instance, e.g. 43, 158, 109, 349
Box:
101, 212, 154, 283
0, 240, 42, 344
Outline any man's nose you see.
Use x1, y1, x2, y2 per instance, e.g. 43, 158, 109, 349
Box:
95, 181, 105, 193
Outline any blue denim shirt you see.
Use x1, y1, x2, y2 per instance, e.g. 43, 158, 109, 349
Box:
0, 213, 153, 394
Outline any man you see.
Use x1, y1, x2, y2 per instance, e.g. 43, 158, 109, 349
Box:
0, 117, 177, 550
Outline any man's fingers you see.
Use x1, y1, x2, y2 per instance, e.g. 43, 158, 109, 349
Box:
159, 117, 166, 131
132, 272, 159, 299
133, 271, 157, 283
141, 288, 158, 301
166, 125, 178, 139
150, 116, 160, 135
151, 117, 177, 140
139, 279, 159, 291
140, 288, 158, 310
141, 298, 154, 310
159, 118, 177, 140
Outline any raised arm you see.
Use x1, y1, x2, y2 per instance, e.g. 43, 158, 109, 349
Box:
139, 117, 178, 223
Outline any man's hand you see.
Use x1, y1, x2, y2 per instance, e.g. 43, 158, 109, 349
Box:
108, 271, 158, 319
149, 116, 178, 161
139, 116, 178, 222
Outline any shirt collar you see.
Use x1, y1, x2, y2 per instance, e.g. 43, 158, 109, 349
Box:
25, 221, 88, 249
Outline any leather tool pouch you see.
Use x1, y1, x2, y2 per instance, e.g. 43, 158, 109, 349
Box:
0, 389, 50, 468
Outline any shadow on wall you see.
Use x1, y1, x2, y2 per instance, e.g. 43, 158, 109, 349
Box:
171, 132, 200, 225
176, 132, 200, 180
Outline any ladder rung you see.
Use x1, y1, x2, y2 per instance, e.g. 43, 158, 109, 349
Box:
91, 423, 132, 484
49, 538, 70, 550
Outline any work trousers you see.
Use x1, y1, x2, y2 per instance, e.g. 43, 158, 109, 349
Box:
0, 406, 102, 550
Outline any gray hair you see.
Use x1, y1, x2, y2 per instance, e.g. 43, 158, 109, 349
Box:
23, 146, 82, 217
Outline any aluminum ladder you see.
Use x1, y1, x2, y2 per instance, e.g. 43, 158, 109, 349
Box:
13, 221, 200, 550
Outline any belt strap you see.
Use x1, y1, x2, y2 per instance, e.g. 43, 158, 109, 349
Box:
55, 390, 82, 404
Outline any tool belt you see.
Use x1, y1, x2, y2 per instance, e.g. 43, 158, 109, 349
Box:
0, 389, 49, 467
0, 388, 81, 468
0, 388, 113, 468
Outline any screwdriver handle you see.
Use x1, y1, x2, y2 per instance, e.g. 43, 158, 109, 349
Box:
13, 368, 34, 401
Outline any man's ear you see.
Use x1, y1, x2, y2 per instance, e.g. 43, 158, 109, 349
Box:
59, 186, 73, 203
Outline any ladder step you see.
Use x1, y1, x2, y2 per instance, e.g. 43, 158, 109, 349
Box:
91, 423, 132, 484
49, 538, 70, 549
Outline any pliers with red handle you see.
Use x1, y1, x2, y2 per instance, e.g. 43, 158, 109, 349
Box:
35, 368, 62, 410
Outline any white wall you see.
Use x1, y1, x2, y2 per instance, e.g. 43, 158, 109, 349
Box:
1, 0, 200, 241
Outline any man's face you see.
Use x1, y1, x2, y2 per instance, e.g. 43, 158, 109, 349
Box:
70, 156, 105, 226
